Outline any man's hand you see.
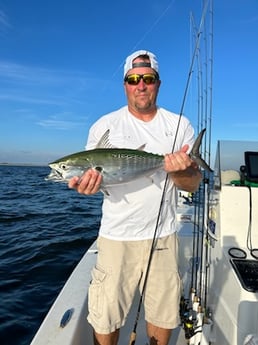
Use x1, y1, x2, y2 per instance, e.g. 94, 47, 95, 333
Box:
164, 145, 193, 173
68, 169, 102, 195
164, 145, 202, 192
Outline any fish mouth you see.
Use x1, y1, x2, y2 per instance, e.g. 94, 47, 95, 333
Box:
45, 169, 64, 182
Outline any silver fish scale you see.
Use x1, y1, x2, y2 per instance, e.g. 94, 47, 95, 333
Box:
92, 150, 164, 185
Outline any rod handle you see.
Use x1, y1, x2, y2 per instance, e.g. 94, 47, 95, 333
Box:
128, 331, 136, 345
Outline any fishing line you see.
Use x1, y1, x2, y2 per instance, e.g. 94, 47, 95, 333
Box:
128, 2, 210, 344
129, 0, 176, 54
246, 185, 253, 253
111, 0, 176, 80
246, 185, 258, 260
100, 0, 177, 119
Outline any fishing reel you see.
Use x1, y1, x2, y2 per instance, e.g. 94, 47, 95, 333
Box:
180, 296, 203, 341
180, 297, 195, 339
183, 318, 196, 340
182, 312, 203, 340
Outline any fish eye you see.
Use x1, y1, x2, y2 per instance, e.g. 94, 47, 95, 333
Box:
60, 163, 67, 170
95, 166, 103, 172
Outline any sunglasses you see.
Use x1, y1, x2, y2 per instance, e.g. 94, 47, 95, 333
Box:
124, 73, 159, 85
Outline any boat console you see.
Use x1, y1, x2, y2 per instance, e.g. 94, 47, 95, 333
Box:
208, 140, 258, 344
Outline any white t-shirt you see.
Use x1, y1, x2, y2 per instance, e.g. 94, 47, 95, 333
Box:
86, 106, 195, 241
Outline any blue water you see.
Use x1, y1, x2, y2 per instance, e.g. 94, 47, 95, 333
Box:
0, 165, 102, 345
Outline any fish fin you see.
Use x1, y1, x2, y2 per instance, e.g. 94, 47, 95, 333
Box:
194, 157, 213, 172
100, 188, 110, 196
191, 128, 206, 156
96, 129, 117, 149
190, 128, 213, 172
96, 129, 147, 151
137, 144, 146, 151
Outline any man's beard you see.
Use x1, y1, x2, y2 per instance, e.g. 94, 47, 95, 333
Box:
134, 96, 153, 112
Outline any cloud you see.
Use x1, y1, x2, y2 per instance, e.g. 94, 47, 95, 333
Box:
37, 111, 88, 130
0, 93, 66, 106
37, 119, 83, 130
0, 60, 99, 109
0, 60, 111, 107
0, 60, 87, 85
0, 9, 11, 32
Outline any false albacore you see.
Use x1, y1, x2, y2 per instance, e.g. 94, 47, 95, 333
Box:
46, 128, 212, 188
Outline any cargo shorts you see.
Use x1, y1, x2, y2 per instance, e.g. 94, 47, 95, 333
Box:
87, 233, 181, 334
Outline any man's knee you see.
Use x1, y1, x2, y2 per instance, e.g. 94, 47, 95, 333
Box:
93, 328, 120, 345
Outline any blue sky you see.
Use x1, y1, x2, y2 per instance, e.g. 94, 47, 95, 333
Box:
0, 0, 257, 166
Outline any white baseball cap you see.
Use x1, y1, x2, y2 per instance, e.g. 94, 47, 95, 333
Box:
123, 50, 159, 77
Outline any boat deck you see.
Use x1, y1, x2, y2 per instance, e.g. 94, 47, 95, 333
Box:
30, 239, 191, 345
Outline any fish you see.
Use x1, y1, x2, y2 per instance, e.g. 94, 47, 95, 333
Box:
46, 132, 164, 188
46, 128, 213, 189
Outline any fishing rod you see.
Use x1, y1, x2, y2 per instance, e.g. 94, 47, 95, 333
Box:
195, 0, 214, 316
188, 11, 204, 306
128, 2, 210, 344
202, 4, 214, 308
180, 1, 214, 343
188, 8, 204, 305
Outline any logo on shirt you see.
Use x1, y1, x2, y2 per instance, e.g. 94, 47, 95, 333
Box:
165, 130, 174, 137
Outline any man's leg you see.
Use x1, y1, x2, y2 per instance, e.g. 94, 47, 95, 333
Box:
89, 238, 144, 345
143, 235, 180, 345
147, 322, 172, 345
93, 329, 119, 345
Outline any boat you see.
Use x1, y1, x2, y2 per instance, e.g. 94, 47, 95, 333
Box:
200, 141, 258, 345
30, 1, 258, 344
30, 140, 258, 345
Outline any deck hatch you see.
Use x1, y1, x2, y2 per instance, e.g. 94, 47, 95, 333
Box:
231, 258, 258, 292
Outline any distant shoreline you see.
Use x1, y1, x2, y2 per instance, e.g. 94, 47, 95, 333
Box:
0, 163, 48, 167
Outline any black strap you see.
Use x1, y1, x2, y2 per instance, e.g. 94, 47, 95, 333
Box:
132, 62, 151, 68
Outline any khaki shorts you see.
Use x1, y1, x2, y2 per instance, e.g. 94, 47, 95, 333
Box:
87, 234, 181, 334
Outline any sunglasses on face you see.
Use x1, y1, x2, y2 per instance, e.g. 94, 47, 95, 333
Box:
124, 73, 159, 85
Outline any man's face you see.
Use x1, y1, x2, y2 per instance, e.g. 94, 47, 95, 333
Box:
124, 57, 161, 115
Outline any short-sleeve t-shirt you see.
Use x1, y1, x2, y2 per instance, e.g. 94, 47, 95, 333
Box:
86, 106, 195, 241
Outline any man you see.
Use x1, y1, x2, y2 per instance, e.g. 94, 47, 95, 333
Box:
69, 50, 202, 345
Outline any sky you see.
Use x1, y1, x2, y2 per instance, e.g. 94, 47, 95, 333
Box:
0, 0, 257, 166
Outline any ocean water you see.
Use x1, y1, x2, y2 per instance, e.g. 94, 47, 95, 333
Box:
0, 165, 103, 345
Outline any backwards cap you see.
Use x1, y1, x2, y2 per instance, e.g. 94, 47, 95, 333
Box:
123, 50, 159, 77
